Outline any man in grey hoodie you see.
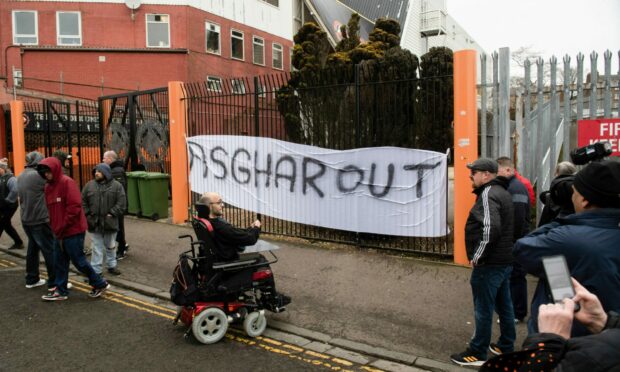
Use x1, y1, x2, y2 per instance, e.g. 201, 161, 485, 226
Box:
82, 163, 126, 276
0, 162, 24, 250
17, 152, 56, 289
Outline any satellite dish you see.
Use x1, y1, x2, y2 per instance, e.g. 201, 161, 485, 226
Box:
125, 0, 141, 10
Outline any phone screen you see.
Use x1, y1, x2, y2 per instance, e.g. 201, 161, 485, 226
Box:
543, 255, 575, 302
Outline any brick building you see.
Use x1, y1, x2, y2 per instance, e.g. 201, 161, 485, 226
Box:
0, 0, 293, 101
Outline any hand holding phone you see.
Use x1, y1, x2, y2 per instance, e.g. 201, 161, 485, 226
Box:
542, 255, 580, 312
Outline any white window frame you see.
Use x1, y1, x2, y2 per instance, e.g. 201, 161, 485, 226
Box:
207, 76, 222, 92
12, 10, 38, 45
259, 0, 279, 8
252, 36, 265, 66
146, 13, 170, 48
56, 11, 82, 46
205, 21, 221, 55
272, 42, 283, 70
231, 29, 244, 61
231, 79, 246, 95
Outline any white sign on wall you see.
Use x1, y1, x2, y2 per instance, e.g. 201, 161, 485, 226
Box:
187, 135, 448, 237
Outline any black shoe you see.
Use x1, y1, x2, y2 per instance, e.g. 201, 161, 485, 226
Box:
116, 252, 126, 260
107, 267, 121, 276
450, 349, 486, 366
489, 343, 503, 356
89, 283, 110, 298
8, 242, 24, 250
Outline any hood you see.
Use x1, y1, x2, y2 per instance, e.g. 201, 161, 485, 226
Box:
110, 159, 125, 169
25, 151, 44, 167
37, 157, 63, 183
93, 163, 113, 182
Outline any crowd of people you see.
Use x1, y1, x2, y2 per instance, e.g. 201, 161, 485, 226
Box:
450, 156, 620, 370
0, 150, 130, 301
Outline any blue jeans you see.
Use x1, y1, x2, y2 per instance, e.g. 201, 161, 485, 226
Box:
510, 261, 528, 320
24, 223, 57, 289
54, 233, 107, 296
90, 231, 118, 274
469, 265, 516, 358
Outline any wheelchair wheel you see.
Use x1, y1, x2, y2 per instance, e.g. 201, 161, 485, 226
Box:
191, 307, 229, 344
243, 311, 267, 338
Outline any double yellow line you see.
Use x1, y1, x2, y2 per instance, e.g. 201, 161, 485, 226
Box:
42, 276, 382, 372
0, 258, 18, 268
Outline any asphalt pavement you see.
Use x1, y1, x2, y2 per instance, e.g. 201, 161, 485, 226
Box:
1, 210, 537, 371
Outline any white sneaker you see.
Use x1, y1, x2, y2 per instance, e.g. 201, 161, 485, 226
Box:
26, 279, 46, 289
67, 282, 73, 289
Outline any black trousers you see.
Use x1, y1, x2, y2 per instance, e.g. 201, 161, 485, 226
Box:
0, 205, 23, 245
510, 261, 528, 320
115, 214, 126, 254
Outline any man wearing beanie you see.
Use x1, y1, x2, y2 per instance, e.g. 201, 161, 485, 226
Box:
17, 152, 56, 289
514, 160, 620, 337
451, 158, 516, 366
82, 163, 126, 276
0, 161, 24, 250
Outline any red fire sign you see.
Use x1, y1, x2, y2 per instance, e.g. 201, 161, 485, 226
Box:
577, 119, 620, 157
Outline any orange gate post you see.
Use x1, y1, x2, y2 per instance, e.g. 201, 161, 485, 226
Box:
453, 50, 479, 266
9, 100, 26, 176
168, 81, 189, 224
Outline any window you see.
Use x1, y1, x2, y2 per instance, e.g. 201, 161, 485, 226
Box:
231, 79, 246, 95
260, 0, 279, 7
56, 11, 81, 46
205, 22, 220, 54
146, 14, 170, 48
12, 11, 38, 45
231, 30, 244, 60
272, 43, 283, 70
252, 36, 264, 65
207, 76, 222, 92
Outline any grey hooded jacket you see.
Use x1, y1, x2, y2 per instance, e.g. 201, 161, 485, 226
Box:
17, 152, 49, 226
81, 163, 126, 233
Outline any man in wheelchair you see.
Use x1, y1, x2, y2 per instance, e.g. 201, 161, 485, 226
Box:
196, 192, 261, 262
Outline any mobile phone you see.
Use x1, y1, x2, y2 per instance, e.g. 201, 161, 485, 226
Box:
542, 255, 580, 311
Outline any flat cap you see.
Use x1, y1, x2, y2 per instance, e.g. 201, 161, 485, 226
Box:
467, 158, 498, 174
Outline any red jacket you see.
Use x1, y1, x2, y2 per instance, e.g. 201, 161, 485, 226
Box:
514, 170, 536, 207
39, 157, 87, 239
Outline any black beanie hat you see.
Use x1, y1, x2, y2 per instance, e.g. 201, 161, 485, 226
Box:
573, 160, 620, 208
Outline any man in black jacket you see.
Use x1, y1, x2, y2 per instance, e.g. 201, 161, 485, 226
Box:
198, 192, 260, 261
0, 162, 24, 249
497, 157, 531, 325
451, 158, 516, 367
103, 151, 129, 260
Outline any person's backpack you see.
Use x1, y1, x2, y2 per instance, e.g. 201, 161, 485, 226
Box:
169, 255, 198, 306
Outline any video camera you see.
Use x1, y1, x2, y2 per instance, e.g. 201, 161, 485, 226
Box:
570, 141, 613, 165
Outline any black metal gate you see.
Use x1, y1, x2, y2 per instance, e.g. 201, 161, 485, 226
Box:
16, 99, 102, 189
98, 88, 170, 173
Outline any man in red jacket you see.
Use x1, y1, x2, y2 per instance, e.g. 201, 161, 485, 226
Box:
36, 157, 109, 301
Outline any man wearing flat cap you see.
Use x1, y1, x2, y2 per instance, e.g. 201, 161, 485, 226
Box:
514, 160, 620, 337
451, 158, 516, 366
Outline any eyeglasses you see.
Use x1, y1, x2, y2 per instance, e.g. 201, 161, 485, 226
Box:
210, 200, 224, 206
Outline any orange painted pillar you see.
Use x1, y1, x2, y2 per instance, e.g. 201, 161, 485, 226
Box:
168, 81, 189, 224
10, 100, 26, 176
453, 50, 478, 266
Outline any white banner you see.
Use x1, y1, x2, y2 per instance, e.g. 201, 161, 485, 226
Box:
187, 135, 447, 237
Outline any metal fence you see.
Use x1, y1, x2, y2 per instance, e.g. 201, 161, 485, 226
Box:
183, 65, 452, 256
478, 49, 620, 221
99, 88, 170, 173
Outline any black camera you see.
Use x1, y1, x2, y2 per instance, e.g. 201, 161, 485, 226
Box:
570, 141, 613, 165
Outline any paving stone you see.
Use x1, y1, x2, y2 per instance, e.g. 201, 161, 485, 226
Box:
262, 328, 312, 347
325, 347, 370, 365
268, 320, 332, 343
414, 357, 470, 372
371, 359, 428, 372
331, 338, 417, 365
304, 341, 332, 353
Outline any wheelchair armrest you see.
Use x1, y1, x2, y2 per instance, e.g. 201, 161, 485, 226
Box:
212, 258, 258, 270
178, 234, 193, 243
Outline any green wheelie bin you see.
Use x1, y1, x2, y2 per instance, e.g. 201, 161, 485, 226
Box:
126, 171, 147, 215
136, 172, 170, 220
